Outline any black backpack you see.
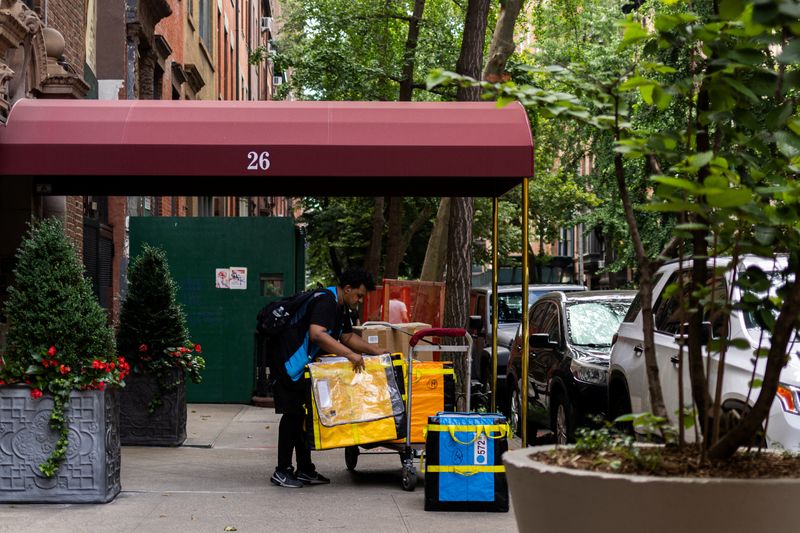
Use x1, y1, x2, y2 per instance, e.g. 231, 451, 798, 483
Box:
256, 288, 334, 339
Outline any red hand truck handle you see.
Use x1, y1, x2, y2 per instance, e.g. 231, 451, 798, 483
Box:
409, 327, 467, 347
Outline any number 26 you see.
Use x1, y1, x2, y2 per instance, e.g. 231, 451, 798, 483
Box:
247, 151, 270, 171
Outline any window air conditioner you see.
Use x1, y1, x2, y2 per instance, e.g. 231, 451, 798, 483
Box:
260, 16, 273, 33
273, 75, 283, 86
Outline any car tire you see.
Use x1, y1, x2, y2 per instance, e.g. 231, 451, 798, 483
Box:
550, 390, 575, 445
508, 383, 537, 441
609, 383, 634, 435
719, 403, 766, 447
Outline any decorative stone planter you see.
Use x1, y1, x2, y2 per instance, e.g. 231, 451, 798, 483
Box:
0, 385, 121, 504
504, 445, 799, 533
120, 369, 186, 446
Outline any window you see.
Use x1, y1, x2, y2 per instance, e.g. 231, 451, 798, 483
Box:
653, 270, 727, 336
199, 0, 211, 49
260, 274, 284, 297
540, 303, 561, 344
558, 227, 574, 257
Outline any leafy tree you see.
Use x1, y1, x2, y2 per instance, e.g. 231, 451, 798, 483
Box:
4, 217, 115, 366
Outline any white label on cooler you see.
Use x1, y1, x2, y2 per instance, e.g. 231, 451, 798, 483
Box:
367, 335, 379, 344
474, 433, 488, 465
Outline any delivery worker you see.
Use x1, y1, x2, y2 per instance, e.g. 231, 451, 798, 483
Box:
271, 267, 384, 488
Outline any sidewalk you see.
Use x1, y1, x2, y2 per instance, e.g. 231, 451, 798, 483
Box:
0, 404, 518, 533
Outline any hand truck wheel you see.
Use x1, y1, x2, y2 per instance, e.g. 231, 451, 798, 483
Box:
345, 446, 359, 471
401, 465, 417, 491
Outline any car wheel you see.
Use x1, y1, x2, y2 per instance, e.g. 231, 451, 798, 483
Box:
551, 391, 575, 445
720, 403, 765, 447
508, 385, 522, 437
609, 385, 634, 435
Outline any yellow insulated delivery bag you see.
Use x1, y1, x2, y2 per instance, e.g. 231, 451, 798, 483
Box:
390, 359, 455, 445
305, 354, 406, 450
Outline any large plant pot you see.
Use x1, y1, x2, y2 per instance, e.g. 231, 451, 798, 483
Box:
0, 385, 121, 504
120, 369, 186, 446
504, 445, 798, 533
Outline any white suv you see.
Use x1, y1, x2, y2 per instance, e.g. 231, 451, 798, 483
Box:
608, 255, 800, 451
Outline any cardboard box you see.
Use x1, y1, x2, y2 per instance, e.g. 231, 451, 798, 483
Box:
391, 322, 432, 360
353, 324, 394, 353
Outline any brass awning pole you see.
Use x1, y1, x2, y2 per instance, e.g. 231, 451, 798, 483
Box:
521, 176, 530, 447
490, 197, 499, 413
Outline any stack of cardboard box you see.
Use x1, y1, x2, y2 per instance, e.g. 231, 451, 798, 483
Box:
353, 322, 434, 360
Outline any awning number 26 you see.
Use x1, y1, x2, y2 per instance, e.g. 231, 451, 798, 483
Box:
247, 151, 271, 171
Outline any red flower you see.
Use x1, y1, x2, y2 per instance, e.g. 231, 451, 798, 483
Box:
47, 345, 57, 357
92, 359, 102, 369
30, 388, 43, 399
194, 344, 202, 353
179, 347, 188, 354
0, 380, 6, 386
108, 362, 116, 370
139, 344, 148, 353
97, 382, 106, 391
59, 365, 71, 375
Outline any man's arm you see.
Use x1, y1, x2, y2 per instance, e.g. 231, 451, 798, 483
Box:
309, 324, 367, 370
341, 332, 385, 356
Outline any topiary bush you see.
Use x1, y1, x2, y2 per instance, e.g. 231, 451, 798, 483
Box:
116, 243, 203, 412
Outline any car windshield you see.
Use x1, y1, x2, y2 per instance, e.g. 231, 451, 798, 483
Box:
567, 301, 630, 347
494, 290, 555, 323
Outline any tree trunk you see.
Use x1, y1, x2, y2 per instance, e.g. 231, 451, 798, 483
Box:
421, 198, 451, 282
482, 0, 524, 81
398, 0, 427, 101
364, 197, 385, 279
443, 196, 474, 410
613, 129, 667, 419
383, 197, 404, 279
455, 0, 491, 101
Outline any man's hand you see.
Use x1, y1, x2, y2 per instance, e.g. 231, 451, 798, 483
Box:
347, 352, 365, 373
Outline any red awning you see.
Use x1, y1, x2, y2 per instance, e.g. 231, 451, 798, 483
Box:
0, 99, 533, 197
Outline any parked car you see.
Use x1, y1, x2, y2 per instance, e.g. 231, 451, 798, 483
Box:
608, 255, 800, 451
468, 284, 585, 414
506, 290, 635, 443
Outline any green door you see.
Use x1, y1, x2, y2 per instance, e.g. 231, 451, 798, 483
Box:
129, 217, 304, 403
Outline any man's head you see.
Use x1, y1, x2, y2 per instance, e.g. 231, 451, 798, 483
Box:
338, 267, 375, 309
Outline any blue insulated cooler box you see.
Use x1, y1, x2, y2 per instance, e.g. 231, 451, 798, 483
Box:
424, 413, 509, 512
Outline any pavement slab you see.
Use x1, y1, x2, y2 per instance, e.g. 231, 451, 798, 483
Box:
0, 404, 518, 533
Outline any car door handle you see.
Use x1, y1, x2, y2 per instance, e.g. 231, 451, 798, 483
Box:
633, 345, 643, 357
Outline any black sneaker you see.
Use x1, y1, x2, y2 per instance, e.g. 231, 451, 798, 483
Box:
296, 469, 331, 485
271, 468, 303, 488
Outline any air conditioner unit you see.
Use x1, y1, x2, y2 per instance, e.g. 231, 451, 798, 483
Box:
260, 16, 273, 33
273, 75, 283, 86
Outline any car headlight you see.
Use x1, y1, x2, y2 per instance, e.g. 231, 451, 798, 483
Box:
570, 359, 607, 385
776, 383, 800, 416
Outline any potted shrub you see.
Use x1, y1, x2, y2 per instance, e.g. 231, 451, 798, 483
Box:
431, 0, 800, 530
116, 243, 204, 446
0, 217, 128, 504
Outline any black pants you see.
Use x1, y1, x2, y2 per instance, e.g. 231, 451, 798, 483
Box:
277, 412, 313, 473
274, 375, 314, 473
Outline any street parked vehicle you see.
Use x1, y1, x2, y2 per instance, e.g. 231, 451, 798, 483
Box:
468, 283, 585, 414
506, 290, 635, 443
608, 256, 800, 451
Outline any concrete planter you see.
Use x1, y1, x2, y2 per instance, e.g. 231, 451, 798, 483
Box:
120, 369, 186, 446
0, 385, 121, 504
504, 445, 799, 533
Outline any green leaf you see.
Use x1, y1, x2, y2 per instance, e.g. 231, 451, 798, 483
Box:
722, 77, 759, 104
25, 365, 43, 375
729, 338, 751, 350
766, 102, 793, 131
652, 85, 672, 110
788, 118, 800, 136
426, 70, 450, 90
778, 38, 800, 65
706, 188, 752, 208
674, 222, 710, 231
642, 201, 702, 214
651, 176, 699, 191
640, 84, 654, 105
687, 151, 714, 170
775, 131, 800, 159
750, 378, 763, 388
621, 21, 649, 46
719, 0, 745, 20
619, 76, 655, 91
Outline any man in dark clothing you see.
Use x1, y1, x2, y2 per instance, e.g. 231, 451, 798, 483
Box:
270, 267, 384, 488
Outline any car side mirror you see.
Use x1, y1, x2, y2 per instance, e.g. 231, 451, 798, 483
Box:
673, 321, 713, 347
468, 315, 483, 334
529, 333, 556, 349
